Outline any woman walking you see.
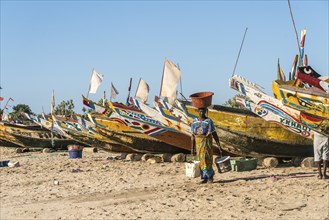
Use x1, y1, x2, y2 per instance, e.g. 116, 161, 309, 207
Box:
191, 107, 222, 184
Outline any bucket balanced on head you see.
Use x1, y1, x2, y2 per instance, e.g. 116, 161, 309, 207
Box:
189, 91, 214, 108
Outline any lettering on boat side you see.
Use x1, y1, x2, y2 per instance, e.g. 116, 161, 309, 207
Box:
279, 117, 311, 136
119, 109, 162, 126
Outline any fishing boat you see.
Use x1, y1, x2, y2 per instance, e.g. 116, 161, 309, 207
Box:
272, 79, 329, 119
296, 66, 329, 92
88, 113, 186, 153
229, 74, 329, 137
83, 95, 190, 153
183, 102, 313, 158
0, 121, 75, 149
131, 97, 191, 135
107, 101, 191, 152
235, 97, 313, 139
52, 115, 137, 153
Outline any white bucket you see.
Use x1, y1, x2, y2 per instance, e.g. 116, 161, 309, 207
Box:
185, 161, 201, 178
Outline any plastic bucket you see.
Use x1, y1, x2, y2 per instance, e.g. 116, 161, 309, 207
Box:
185, 161, 201, 178
189, 92, 214, 108
67, 145, 83, 151
215, 156, 231, 173
0, 160, 10, 167
68, 149, 82, 159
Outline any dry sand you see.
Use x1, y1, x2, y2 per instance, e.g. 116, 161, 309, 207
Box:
0, 147, 328, 220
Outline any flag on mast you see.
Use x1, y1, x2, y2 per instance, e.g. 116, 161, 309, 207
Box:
299, 28, 306, 62
88, 69, 104, 94
135, 78, 150, 103
291, 54, 298, 79
126, 78, 132, 105
277, 58, 286, 81
110, 82, 119, 99
159, 58, 181, 104
51, 90, 55, 115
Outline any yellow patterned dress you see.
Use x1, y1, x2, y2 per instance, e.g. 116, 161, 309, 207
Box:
191, 118, 215, 180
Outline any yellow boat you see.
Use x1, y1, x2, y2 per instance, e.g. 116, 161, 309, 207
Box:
89, 113, 186, 153
272, 79, 329, 119
184, 104, 313, 158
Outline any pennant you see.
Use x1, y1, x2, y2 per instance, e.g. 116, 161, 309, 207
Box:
128, 78, 132, 92
135, 78, 150, 103
110, 82, 119, 99
9, 97, 14, 102
88, 69, 104, 94
51, 90, 55, 115
82, 95, 109, 114
277, 59, 286, 81
126, 78, 133, 105
303, 54, 308, 66
159, 58, 181, 104
298, 28, 306, 66
300, 29, 306, 47
0, 97, 3, 101
291, 54, 298, 79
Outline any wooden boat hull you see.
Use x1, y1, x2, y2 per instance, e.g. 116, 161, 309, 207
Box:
185, 104, 313, 157
235, 97, 313, 139
52, 116, 137, 153
90, 113, 188, 153
230, 74, 329, 136
95, 126, 188, 153
108, 101, 192, 151
272, 79, 329, 119
216, 126, 313, 157
0, 122, 77, 149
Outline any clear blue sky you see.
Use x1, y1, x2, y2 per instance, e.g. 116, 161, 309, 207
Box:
1, 0, 328, 114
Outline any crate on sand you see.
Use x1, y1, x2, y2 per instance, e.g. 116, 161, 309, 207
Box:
230, 158, 258, 172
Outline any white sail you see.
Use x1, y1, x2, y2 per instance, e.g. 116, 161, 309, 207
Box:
135, 78, 150, 103
110, 82, 119, 99
159, 58, 181, 104
88, 69, 104, 94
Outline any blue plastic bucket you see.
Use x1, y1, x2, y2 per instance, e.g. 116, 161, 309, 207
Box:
0, 160, 10, 167
68, 149, 82, 159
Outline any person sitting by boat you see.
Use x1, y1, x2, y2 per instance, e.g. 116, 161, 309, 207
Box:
313, 132, 329, 179
191, 107, 222, 184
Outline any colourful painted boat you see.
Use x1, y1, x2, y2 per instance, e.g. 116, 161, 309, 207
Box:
0, 121, 75, 149
131, 97, 191, 135
83, 95, 190, 153
272, 79, 329, 119
229, 74, 329, 136
296, 65, 329, 92
107, 101, 191, 152
235, 97, 313, 139
183, 102, 313, 157
52, 115, 135, 153
88, 113, 186, 154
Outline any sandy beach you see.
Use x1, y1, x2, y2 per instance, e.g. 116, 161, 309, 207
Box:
0, 147, 328, 220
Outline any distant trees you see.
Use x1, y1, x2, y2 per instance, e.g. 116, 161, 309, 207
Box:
223, 94, 250, 109
54, 99, 75, 117
8, 104, 34, 122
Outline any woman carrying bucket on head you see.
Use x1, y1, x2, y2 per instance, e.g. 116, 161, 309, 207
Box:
190, 92, 222, 184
